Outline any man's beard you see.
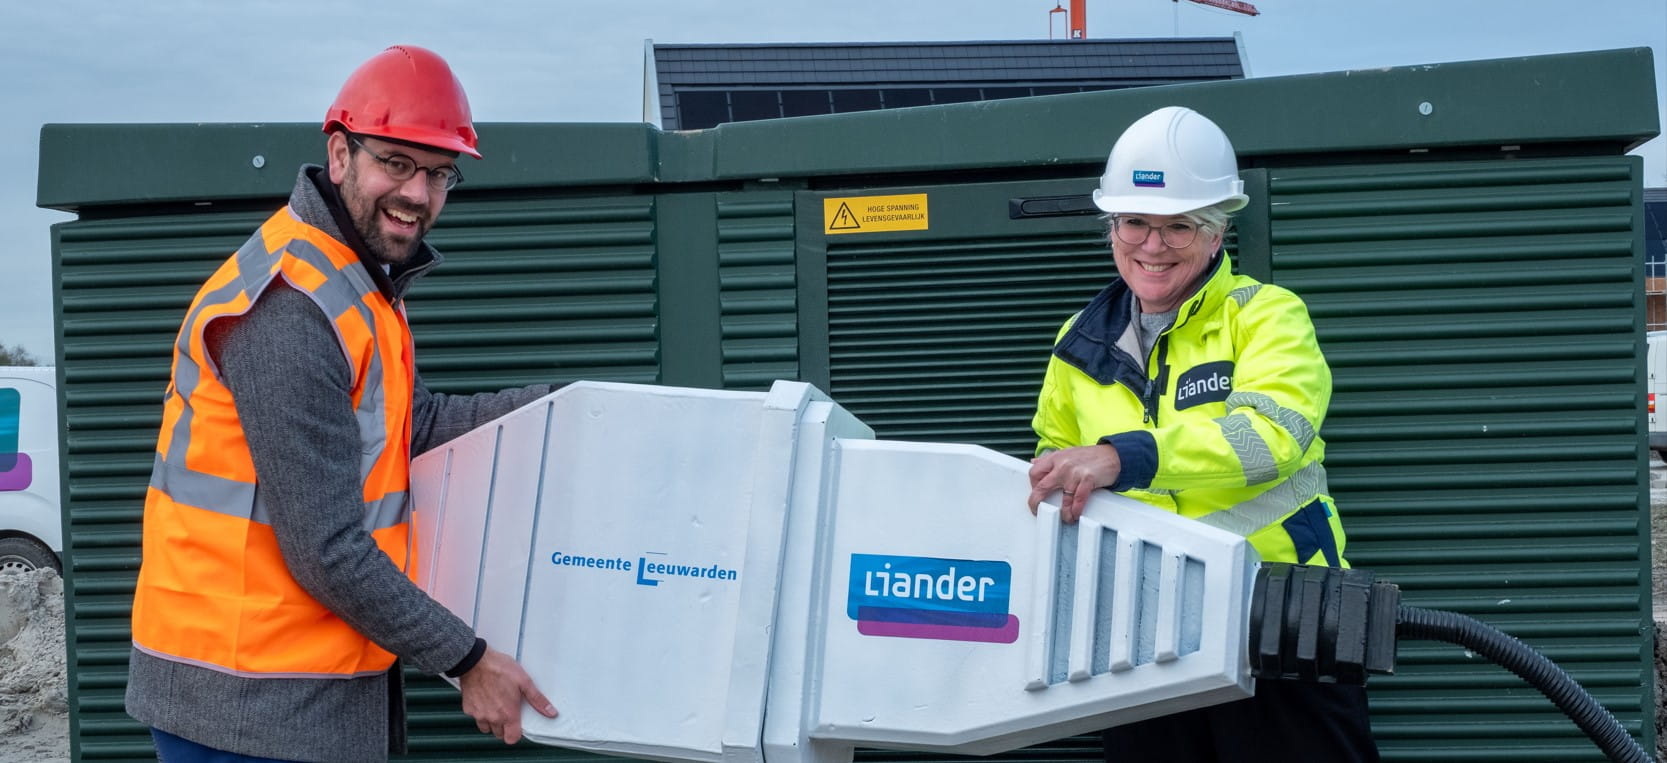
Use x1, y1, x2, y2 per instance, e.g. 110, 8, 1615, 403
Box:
343, 165, 429, 266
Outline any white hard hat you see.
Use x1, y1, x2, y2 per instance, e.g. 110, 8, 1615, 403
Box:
1091, 106, 1249, 216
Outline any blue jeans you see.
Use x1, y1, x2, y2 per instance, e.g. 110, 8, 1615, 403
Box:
150, 729, 299, 763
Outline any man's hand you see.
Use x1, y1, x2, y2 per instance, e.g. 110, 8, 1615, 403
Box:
1027, 444, 1121, 523
458, 646, 558, 744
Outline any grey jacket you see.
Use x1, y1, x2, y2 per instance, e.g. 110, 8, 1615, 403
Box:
126, 166, 552, 762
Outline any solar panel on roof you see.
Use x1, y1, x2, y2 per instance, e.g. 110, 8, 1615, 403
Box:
653, 39, 1242, 129
781, 90, 834, 118
832, 90, 882, 112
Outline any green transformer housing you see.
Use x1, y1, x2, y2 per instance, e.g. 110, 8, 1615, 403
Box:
36, 47, 1662, 761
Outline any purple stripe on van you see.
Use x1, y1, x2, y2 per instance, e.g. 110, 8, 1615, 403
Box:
0, 452, 31, 491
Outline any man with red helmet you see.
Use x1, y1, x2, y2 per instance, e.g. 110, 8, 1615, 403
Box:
125, 46, 558, 762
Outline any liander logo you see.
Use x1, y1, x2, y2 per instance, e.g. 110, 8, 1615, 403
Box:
1132, 170, 1166, 188
1174, 361, 1234, 410
846, 553, 1018, 643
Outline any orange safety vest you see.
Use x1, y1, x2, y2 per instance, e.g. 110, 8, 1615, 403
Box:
131, 206, 417, 678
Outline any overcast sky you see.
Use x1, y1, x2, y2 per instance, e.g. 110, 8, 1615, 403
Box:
4, 0, 1664, 363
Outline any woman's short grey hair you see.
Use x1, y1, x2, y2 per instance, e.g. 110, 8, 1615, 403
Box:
1100, 200, 1238, 242
1182, 202, 1235, 237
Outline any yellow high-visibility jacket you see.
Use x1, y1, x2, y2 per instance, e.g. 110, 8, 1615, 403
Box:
1033, 251, 1349, 566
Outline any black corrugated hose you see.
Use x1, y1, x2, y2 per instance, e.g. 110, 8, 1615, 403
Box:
1250, 565, 1653, 763
1396, 605, 1651, 763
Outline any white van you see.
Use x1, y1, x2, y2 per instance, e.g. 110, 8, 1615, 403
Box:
1649, 332, 1667, 459
0, 366, 61, 573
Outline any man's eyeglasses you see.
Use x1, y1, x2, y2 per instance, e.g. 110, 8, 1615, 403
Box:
349, 136, 464, 191
1112, 216, 1200, 249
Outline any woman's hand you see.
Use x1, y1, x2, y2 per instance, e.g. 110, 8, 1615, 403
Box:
1027, 444, 1121, 523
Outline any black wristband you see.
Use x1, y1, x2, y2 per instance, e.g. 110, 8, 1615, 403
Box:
444, 637, 487, 678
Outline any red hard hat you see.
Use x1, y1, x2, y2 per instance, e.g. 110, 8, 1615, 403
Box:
323, 45, 481, 158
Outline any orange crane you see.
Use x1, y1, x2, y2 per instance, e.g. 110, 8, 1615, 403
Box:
1050, 0, 1259, 39
1189, 0, 1260, 15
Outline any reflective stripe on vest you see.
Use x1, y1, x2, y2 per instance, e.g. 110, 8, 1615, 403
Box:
149, 454, 410, 531
131, 206, 417, 678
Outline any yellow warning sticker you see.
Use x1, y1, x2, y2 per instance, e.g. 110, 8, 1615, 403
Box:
823, 194, 929, 235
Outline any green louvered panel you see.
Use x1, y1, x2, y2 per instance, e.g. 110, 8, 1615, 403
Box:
54, 194, 665, 763
411, 195, 661, 391
1267, 156, 1651, 761
823, 189, 1108, 459
717, 193, 799, 390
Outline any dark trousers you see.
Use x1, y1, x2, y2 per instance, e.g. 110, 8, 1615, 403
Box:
1102, 679, 1377, 763
151, 729, 300, 763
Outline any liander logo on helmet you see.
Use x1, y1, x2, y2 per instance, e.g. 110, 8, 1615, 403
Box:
1132, 170, 1166, 188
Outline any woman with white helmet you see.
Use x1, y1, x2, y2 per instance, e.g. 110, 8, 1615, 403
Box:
1026, 106, 1378, 761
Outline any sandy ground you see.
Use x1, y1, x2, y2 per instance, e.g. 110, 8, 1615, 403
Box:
1, 467, 1665, 763
0, 568, 68, 763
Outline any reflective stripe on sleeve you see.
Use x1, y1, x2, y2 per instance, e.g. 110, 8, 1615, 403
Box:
1216, 414, 1278, 485
1195, 462, 1329, 537
1224, 390, 1318, 453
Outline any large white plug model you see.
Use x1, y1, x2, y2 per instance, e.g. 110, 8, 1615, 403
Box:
408, 381, 1258, 763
